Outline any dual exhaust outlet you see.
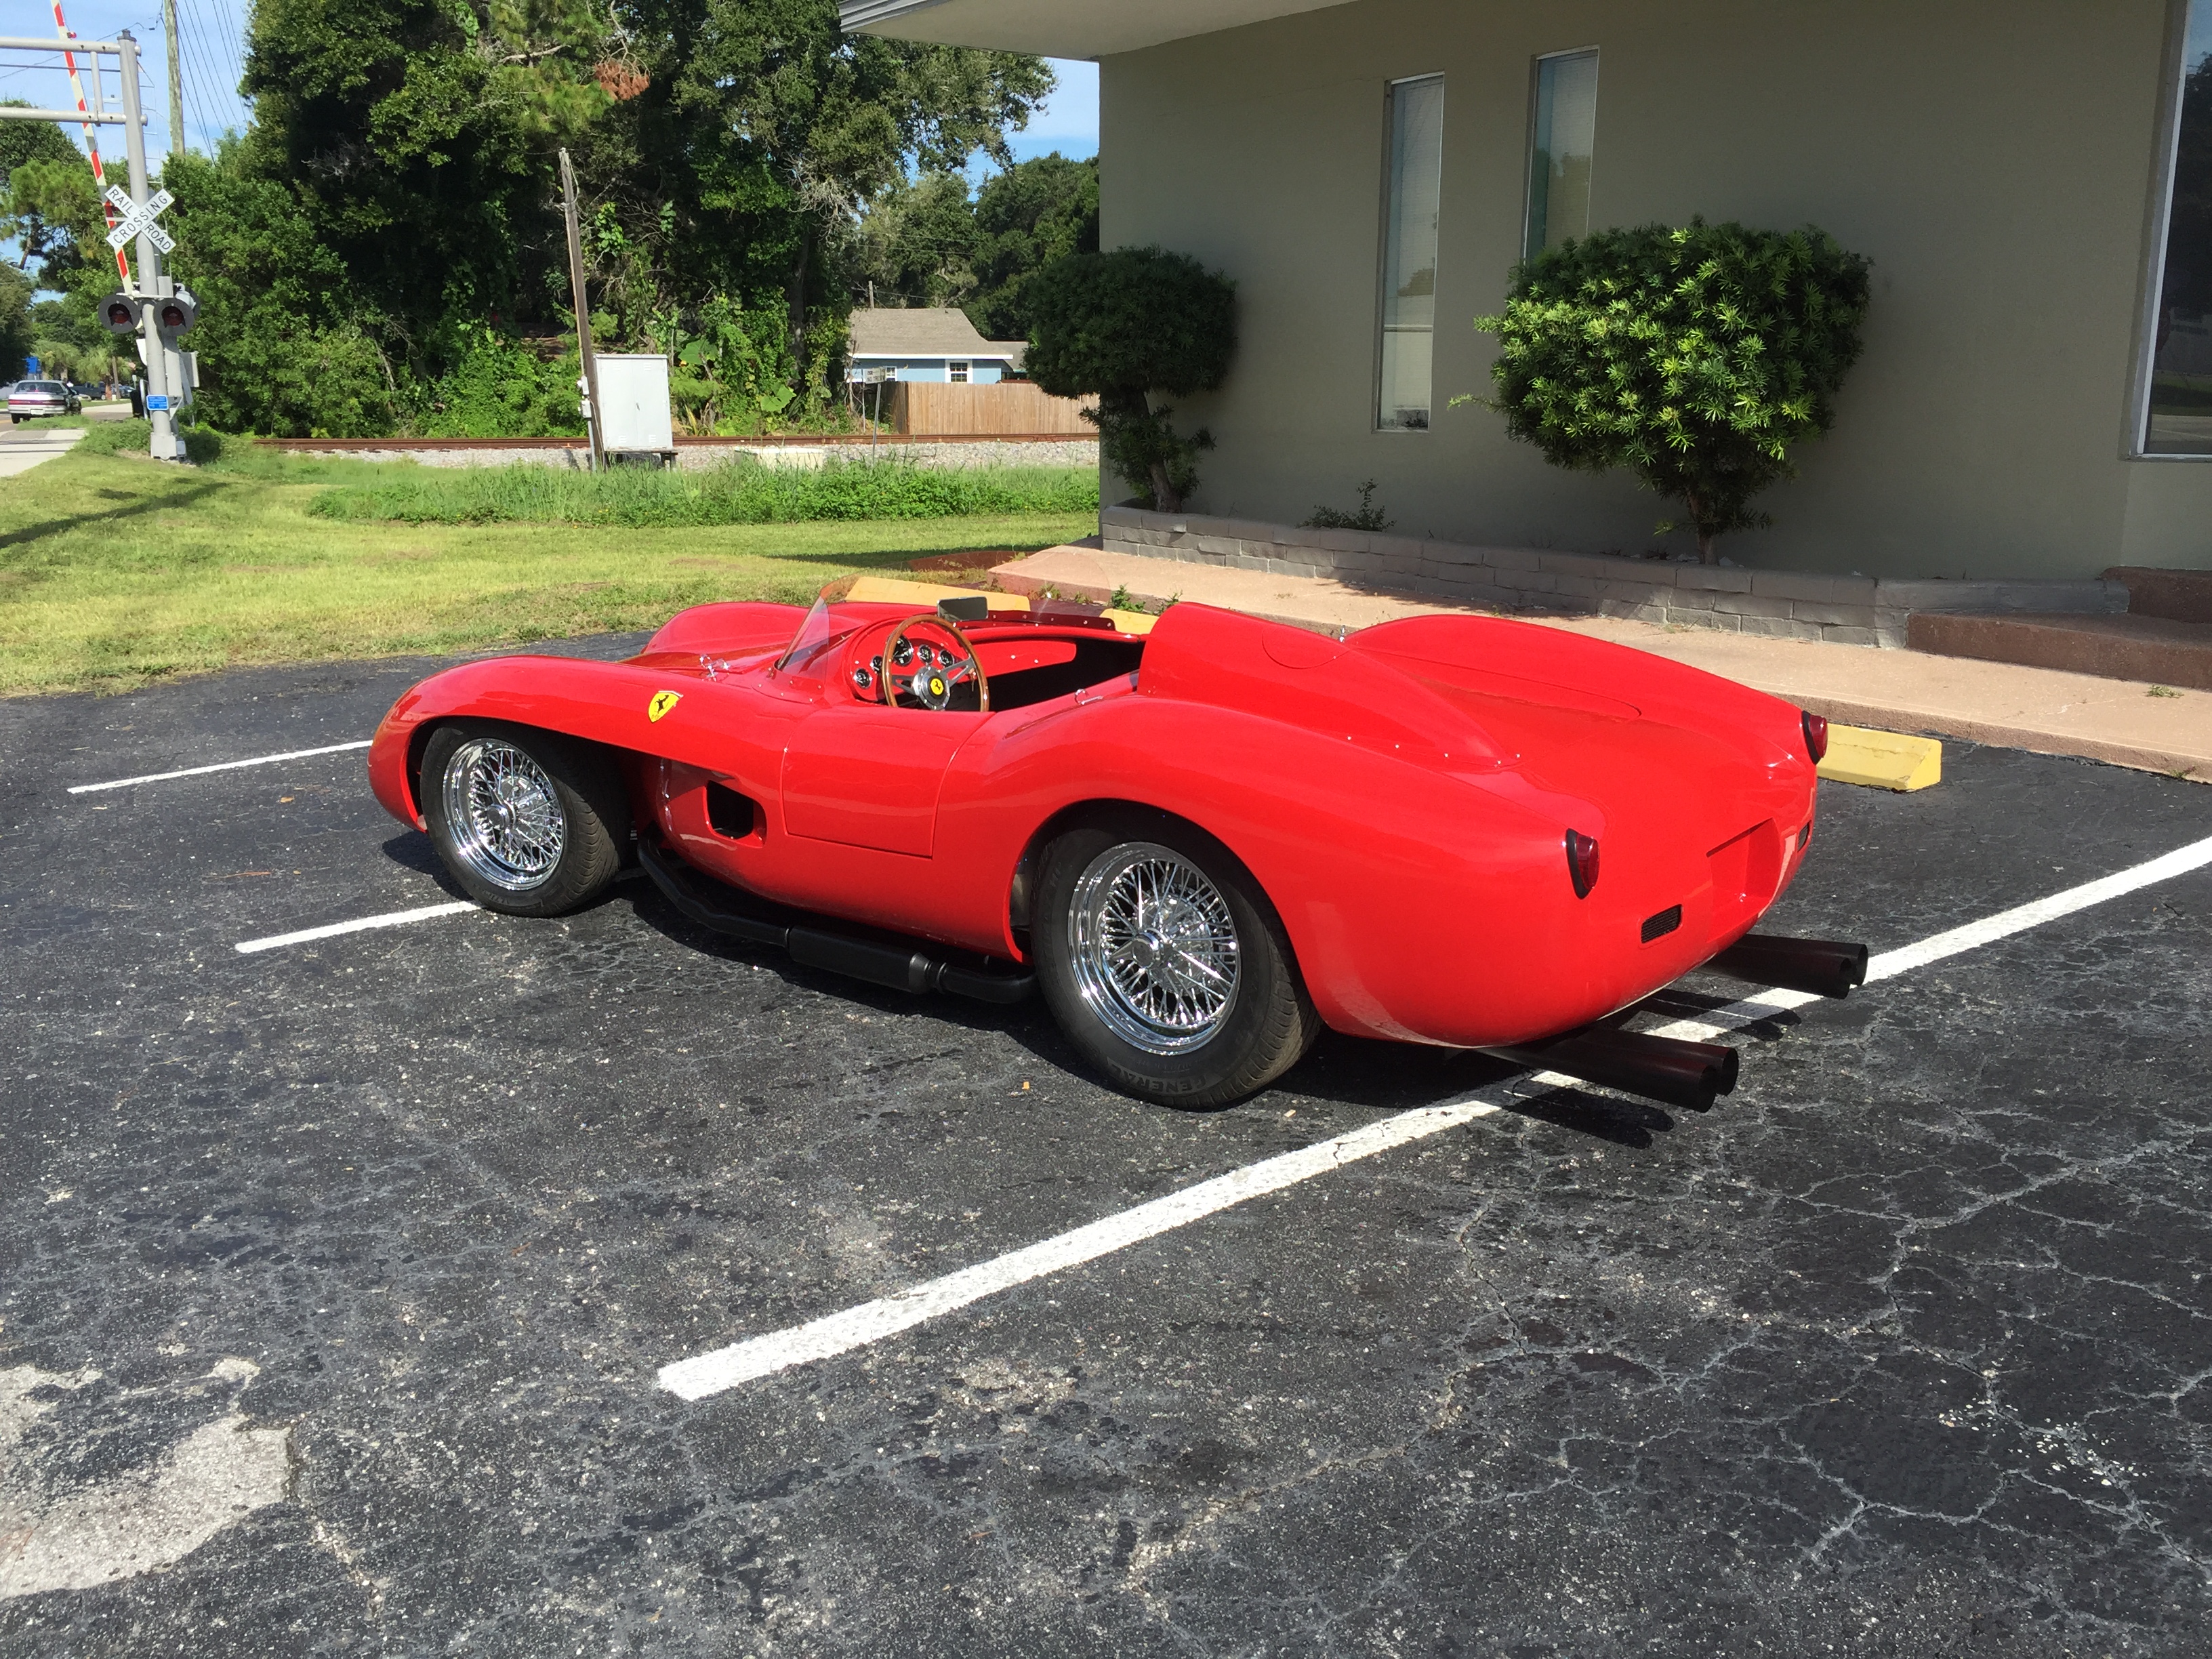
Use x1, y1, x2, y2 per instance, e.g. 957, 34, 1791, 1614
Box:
1486, 932, 1869, 1113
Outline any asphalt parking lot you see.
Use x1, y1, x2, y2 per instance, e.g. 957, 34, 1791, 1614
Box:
3, 640, 2209, 1657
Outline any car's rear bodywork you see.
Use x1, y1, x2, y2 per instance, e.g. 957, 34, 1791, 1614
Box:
371, 596, 1824, 1054
8, 381, 79, 419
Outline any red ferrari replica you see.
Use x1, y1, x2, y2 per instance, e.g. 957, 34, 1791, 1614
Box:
369, 589, 1864, 1109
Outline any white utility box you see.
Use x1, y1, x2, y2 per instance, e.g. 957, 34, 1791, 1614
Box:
590, 352, 674, 460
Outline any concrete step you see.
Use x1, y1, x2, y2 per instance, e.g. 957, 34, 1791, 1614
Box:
1906, 611, 2212, 691
2106, 565, 2212, 624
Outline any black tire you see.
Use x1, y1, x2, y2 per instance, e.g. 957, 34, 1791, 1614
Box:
1033, 809, 1321, 1108
420, 720, 628, 917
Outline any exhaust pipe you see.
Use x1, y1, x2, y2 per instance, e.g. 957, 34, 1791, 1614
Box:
1485, 1025, 1741, 1113
1706, 933, 1868, 1000
638, 835, 1034, 1004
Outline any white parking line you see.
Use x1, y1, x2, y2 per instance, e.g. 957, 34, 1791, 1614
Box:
659, 831, 2212, 1402
234, 901, 474, 955
68, 740, 372, 795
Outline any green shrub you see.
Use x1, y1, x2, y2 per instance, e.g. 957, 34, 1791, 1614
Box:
411, 331, 585, 438
305, 457, 1100, 527
1475, 218, 1870, 562
75, 418, 226, 464
1023, 246, 1235, 512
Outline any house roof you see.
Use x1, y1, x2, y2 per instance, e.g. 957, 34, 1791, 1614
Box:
839, 0, 1345, 57
847, 307, 1024, 362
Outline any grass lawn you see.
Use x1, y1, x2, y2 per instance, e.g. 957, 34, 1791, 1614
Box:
0, 445, 1093, 696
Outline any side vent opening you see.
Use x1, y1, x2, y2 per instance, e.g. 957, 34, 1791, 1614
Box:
1641, 904, 1683, 944
706, 781, 760, 840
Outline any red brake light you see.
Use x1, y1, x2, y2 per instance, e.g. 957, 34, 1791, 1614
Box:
1801, 710, 1828, 764
1564, 830, 1600, 899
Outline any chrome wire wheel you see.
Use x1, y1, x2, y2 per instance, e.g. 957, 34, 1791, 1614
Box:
441, 737, 567, 893
1067, 842, 1242, 1055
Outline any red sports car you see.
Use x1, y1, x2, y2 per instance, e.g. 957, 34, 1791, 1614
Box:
369, 588, 1860, 1109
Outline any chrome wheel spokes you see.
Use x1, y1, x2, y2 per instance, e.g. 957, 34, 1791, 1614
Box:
442, 737, 567, 893
1069, 842, 1241, 1054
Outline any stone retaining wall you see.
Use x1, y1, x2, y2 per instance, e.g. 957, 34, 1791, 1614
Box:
1101, 506, 2127, 647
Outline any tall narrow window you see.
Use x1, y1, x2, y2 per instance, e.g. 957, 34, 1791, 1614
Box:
1524, 49, 1599, 262
2145, 1, 2212, 454
1378, 75, 1445, 431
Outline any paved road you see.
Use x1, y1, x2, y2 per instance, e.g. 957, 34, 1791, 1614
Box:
1, 643, 2208, 1655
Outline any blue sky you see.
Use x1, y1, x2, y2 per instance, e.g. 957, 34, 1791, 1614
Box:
1009, 58, 1098, 163
3, 0, 254, 159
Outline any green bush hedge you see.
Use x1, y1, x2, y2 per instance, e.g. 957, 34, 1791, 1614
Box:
306, 457, 1100, 527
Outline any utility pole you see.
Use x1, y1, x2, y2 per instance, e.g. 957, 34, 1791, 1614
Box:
161, 0, 182, 160
559, 148, 605, 473
115, 30, 181, 462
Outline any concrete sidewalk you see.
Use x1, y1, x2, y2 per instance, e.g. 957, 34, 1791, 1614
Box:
992, 544, 2210, 783
0, 424, 85, 478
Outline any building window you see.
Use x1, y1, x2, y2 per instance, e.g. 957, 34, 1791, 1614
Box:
2145, 1, 2212, 455
1378, 74, 1445, 431
948, 361, 970, 384
1523, 49, 1599, 262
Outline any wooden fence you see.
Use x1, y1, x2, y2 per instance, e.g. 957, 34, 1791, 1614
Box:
885, 381, 1097, 436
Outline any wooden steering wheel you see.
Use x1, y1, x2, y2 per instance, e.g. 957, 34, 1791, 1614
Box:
876, 614, 990, 713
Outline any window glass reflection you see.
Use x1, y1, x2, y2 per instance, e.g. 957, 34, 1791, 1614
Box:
2148, 4, 2212, 453
1378, 75, 1445, 431
1525, 50, 1599, 262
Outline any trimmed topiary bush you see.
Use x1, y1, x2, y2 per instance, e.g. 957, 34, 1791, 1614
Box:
1023, 245, 1235, 512
1475, 218, 1871, 562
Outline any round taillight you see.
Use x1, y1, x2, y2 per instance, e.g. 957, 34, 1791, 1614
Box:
1802, 710, 1829, 764
1564, 829, 1600, 899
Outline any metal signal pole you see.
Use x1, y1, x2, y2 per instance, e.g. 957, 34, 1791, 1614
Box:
115, 30, 181, 461
161, 0, 182, 159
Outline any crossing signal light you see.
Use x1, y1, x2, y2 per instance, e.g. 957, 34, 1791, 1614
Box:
100, 292, 137, 334
155, 291, 198, 340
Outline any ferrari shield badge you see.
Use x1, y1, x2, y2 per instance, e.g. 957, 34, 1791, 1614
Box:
647, 690, 683, 722
926, 673, 948, 701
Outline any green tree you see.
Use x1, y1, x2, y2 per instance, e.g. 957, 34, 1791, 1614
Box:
240, 0, 611, 368
625, 0, 1050, 391
1474, 218, 1870, 562
965, 152, 1097, 341
164, 143, 403, 435
0, 263, 33, 380
1025, 245, 1236, 512
850, 169, 979, 309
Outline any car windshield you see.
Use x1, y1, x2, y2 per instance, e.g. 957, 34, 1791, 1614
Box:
775, 593, 856, 680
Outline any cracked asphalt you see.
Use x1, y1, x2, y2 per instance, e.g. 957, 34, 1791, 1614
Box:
1, 640, 2209, 1656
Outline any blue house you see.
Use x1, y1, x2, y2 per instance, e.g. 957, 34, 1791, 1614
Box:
846, 307, 1027, 385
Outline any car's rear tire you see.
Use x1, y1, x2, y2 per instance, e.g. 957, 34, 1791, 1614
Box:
1033, 810, 1321, 1109
420, 721, 628, 917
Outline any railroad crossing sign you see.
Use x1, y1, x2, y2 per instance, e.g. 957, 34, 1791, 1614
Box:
102, 184, 173, 254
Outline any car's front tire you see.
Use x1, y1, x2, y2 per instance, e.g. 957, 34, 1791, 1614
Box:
420, 721, 628, 917
1033, 811, 1321, 1108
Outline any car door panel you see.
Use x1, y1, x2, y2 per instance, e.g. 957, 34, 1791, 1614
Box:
780, 706, 984, 857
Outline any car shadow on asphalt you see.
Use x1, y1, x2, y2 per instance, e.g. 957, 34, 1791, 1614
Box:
1277, 1034, 1684, 1149
392, 836, 1715, 1154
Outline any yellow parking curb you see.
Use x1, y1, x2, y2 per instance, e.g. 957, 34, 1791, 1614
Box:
1818, 724, 1942, 791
